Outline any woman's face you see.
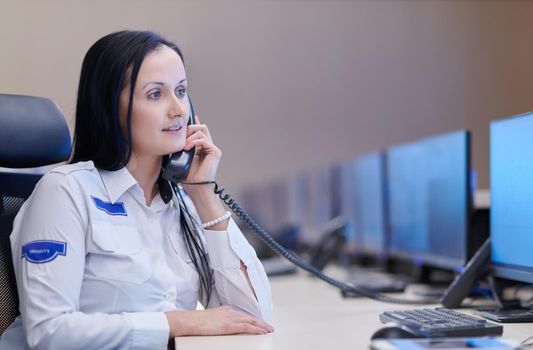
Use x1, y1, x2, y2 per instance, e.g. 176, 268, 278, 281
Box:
120, 45, 190, 160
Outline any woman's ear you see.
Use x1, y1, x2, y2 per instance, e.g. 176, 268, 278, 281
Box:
118, 86, 131, 139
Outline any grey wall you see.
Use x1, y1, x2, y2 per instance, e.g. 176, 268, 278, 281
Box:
2, 0, 533, 191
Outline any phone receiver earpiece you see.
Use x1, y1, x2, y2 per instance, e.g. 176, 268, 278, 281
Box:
162, 95, 196, 184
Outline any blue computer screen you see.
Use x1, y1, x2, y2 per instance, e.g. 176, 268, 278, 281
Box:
491, 113, 533, 284
354, 152, 387, 257
333, 161, 359, 253
298, 169, 333, 244
387, 131, 470, 270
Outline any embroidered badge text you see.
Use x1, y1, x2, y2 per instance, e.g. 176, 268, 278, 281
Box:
22, 240, 67, 264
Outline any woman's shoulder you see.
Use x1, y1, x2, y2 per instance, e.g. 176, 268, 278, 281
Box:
19, 162, 98, 222
48, 160, 97, 176
37, 161, 99, 192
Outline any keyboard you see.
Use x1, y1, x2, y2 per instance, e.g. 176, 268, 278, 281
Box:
379, 308, 503, 338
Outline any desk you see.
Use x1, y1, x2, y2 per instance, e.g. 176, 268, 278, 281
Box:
175, 271, 532, 350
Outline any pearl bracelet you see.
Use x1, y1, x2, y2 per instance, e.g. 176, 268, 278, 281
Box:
201, 211, 231, 229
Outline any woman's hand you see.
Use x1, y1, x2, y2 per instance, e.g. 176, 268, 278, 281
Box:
165, 306, 274, 337
180, 116, 228, 231
182, 116, 221, 184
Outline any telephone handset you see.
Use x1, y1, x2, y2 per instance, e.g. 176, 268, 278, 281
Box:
162, 95, 438, 306
162, 96, 196, 184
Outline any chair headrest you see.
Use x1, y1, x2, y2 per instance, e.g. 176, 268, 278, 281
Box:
0, 94, 72, 168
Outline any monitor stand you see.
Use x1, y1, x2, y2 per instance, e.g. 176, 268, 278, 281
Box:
441, 239, 491, 308
407, 262, 456, 298
475, 275, 533, 323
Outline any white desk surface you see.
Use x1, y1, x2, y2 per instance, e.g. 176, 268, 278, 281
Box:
175, 270, 532, 350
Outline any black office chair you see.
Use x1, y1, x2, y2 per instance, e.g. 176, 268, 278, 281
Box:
0, 94, 71, 335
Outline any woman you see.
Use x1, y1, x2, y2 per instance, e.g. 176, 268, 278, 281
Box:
1, 30, 273, 349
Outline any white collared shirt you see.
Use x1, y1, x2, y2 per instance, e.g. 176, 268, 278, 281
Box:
1, 161, 272, 350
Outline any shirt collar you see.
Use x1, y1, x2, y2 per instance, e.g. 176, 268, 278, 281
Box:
98, 167, 138, 204
98, 167, 174, 205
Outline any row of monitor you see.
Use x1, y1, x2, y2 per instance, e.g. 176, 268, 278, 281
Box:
239, 112, 533, 286
334, 130, 471, 273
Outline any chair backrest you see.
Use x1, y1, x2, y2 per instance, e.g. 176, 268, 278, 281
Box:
0, 94, 71, 334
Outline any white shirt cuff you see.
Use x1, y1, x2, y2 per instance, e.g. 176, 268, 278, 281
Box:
124, 312, 169, 350
204, 218, 254, 269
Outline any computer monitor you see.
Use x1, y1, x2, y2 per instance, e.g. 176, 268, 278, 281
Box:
353, 152, 388, 260
490, 113, 533, 284
387, 130, 471, 272
452, 114, 533, 320
330, 160, 358, 253
300, 168, 334, 244
269, 180, 292, 233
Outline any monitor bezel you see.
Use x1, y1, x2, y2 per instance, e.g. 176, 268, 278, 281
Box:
492, 264, 533, 284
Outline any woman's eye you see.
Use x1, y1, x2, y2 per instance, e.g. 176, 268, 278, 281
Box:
148, 90, 161, 99
176, 87, 187, 98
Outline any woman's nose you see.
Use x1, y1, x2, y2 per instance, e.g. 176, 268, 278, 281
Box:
169, 95, 187, 119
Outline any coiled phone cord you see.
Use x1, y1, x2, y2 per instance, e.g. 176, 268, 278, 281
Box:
183, 180, 441, 305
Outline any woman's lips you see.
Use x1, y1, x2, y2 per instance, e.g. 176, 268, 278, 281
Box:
162, 125, 183, 133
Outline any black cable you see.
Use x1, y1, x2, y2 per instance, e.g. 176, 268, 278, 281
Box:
183, 180, 441, 305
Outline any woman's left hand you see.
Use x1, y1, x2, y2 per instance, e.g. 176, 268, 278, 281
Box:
182, 116, 222, 184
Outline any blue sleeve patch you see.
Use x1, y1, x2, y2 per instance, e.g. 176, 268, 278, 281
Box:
91, 196, 127, 216
22, 240, 67, 264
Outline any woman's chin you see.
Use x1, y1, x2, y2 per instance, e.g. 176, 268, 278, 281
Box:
167, 144, 186, 154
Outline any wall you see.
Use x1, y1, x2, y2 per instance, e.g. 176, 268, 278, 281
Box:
1, 0, 533, 191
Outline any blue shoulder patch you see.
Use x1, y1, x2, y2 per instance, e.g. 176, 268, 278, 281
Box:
91, 196, 127, 216
22, 240, 67, 264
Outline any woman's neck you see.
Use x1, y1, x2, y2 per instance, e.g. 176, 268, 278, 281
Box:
126, 153, 162, 206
